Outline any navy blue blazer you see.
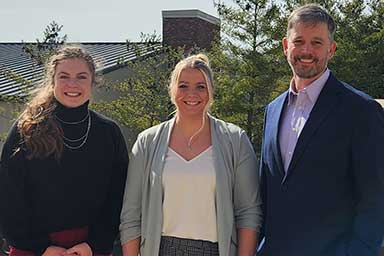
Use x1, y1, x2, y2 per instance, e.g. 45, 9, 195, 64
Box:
259, 73, 384, 256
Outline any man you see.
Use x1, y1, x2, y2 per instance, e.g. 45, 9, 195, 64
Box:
259, 4, 384, 256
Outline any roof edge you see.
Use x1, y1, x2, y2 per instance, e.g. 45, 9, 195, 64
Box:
162, 9, 220, 25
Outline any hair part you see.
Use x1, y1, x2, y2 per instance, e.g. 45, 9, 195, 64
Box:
287, 3, 336, 41
17, 45, 100, 160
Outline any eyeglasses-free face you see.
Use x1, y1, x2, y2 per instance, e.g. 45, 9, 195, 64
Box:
174, 68, 210, 119
283, 22, 336, 86
53, 58, 92, 108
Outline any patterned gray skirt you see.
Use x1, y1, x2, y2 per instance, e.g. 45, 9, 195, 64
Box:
159, 236, 219, 256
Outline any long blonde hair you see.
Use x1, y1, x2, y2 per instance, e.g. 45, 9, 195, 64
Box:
17, 45, 99, 160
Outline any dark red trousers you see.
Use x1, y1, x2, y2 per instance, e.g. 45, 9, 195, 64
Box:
9, 227, 111, 256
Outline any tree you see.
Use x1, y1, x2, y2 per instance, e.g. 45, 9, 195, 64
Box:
209, 0, 288, 150
92, 34, 187, 146
22, 21, 67, 66
331, 0, 384, 98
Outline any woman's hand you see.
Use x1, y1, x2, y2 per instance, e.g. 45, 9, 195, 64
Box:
42, 246, 66, 256
62, 242, 92, 256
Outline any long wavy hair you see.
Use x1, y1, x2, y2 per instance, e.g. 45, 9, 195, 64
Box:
17, 45, 99, 160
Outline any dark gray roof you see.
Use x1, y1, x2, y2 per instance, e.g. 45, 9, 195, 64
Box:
0, 42, 162, 98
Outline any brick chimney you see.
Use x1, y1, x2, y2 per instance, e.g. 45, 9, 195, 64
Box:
162, 9, 220, 50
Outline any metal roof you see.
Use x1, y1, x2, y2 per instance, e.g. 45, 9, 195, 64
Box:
0, 42, 162, 98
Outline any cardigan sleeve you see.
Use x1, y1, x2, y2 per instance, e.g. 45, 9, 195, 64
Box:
0, 122, 50, 255
86, 122, 128, 254
233, 130, 263, 231
119, 134, 145, 244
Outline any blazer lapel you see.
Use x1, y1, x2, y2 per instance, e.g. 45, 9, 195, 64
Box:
268, 92, 287, 176
286, 74, 341, 174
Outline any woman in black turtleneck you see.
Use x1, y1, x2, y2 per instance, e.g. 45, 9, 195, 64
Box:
0, 46, 128, 256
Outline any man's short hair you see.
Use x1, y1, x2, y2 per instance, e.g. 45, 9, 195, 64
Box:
287, 4, 336, 41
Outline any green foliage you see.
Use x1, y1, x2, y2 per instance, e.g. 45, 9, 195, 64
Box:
330, 0, 384, 98
92, 34, 187, 145
208, 0, 383, 152
0, 102, 24, 144
22, 21, 67, 66
210, 0, 288, 150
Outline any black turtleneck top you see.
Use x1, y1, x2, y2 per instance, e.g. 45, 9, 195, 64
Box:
0, 101, 128, 254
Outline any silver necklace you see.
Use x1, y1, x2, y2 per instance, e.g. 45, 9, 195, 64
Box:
63, 132, 87, 142
174, 117, 207, 151
176, 125, 197, 151
62, 113, 91, 150
55, 110, 90, 125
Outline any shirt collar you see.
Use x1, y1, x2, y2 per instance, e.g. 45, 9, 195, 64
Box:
287, 68, 330, 106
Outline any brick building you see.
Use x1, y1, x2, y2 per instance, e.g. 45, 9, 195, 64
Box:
162, 9, 220, 51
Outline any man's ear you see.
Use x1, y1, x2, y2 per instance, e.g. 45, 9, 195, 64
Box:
282, 37, 288, 56
328, 41, 337, 59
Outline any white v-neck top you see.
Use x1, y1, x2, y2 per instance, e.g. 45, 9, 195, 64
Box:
161, 146, 217, 242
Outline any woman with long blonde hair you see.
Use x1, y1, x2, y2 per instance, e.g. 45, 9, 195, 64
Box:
0, 46, 128, 256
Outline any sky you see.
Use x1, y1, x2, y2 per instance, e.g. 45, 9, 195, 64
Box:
1, 0, 230, 43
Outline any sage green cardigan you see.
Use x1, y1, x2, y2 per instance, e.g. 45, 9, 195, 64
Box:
120, 115, 262, 255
